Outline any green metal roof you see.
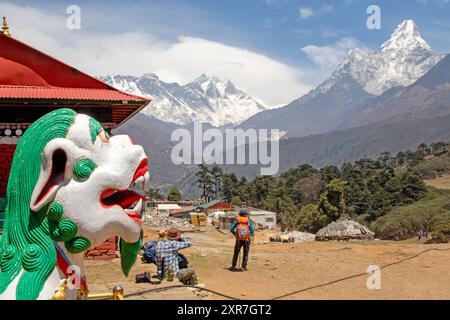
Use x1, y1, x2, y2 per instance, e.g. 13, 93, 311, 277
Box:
198, 199, 222, 209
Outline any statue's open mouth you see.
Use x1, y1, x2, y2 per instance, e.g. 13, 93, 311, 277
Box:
100, 158, 149, 224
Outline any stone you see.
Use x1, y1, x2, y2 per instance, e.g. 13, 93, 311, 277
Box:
271, 231, 315, 243
315, 219, 375, 241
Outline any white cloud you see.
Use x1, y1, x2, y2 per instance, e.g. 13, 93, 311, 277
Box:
321, 3, 334, 12
299, 4, 334, 19
261, 0, 289, 7
0, 2, 312, 107
301, 37, 361, 70
299, 7, 315, 19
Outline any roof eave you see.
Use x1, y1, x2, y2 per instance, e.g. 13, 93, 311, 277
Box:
117, 98, 152, 126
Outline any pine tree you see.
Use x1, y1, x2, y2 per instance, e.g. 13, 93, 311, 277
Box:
195, 164, 212, 201
210, 165, 223, 198
400, 169, 427, 203
320, 166, 342, 184
222, 173, 239, 203
296, 204, 328, 233
167, 186, 182, 201
318, 179, 346, 221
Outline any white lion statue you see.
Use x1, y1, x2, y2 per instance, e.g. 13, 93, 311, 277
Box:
0, 109, 150, 300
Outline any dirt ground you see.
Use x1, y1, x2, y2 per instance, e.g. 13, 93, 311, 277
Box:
85, 225, 450, 300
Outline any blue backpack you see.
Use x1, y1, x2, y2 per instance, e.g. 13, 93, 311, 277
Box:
142, 248, 157, 264
178, 253, 188, 269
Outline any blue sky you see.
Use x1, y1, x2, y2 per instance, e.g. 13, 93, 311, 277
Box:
2, 0, 450, 106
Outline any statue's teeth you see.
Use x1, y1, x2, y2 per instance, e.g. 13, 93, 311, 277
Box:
135, 176, 144, 186
143, 172, 150, 192
134, 199, 143, 213
125, 199, 143, 214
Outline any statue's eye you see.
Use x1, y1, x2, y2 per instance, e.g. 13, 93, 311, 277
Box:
99, 130, 110, 144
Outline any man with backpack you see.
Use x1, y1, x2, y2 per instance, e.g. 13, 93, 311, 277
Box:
229, 209, 255, 271
141, 228, 196, 284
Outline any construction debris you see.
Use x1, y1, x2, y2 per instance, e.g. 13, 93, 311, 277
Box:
143, 208, 192, 229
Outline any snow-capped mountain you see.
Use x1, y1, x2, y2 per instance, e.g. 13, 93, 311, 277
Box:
101, 73, 266, 127
241, 20, 444, 137
317, 20, 444, 96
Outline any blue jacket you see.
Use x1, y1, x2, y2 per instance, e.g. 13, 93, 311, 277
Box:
230, 218, 255, 237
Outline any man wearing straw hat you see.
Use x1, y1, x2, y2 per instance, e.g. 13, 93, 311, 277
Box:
153, 228, 197, 285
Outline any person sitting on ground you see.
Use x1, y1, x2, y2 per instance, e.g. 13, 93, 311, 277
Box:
229, 209, 254, 272
141, 231, 190, 269
141, 240, 157, 264
152, 228, 197, 285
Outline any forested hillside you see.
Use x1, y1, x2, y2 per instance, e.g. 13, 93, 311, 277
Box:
193, 140, 450, 241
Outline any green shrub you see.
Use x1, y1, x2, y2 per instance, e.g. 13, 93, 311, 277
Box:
371, 189, 450, 240
432, 223, 450, 243
414, 156, 450, 179
296, 204, 328, 233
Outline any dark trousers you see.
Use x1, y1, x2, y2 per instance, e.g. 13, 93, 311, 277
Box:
232, 239, 250, 268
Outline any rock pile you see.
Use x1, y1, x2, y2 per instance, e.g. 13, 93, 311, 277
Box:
143, 209, 192, 229
315, 219, 375, 241
286, 231, 316, 242
270, 231, 315, 243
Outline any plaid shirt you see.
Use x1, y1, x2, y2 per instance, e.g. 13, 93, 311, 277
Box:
145, 237, 192, 277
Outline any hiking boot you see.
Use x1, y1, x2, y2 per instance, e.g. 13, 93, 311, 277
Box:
228, 266, 238, 272
242, 267, 248, 272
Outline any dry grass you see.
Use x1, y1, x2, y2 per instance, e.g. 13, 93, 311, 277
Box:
425, 174, 450, 190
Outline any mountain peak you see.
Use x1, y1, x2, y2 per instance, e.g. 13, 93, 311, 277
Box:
195, 73, 210, 81
103, 73, 266, 126
142, 72, 160, 79
323, 20, 442, 95
195, 73, 227, 84
396, 20, 420, 36
381, 19, 431, 52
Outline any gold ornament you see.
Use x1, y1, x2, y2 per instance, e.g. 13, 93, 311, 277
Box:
51, 280, 68, 300
2, 17, 11, 37
112, 286, 124, 300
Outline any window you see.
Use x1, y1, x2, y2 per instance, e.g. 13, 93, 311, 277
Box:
266, 217, 274, 223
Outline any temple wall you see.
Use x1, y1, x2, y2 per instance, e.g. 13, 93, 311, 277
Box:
0, 143, 16, 198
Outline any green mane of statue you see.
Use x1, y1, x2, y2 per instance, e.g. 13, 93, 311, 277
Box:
0, 109, 76, 300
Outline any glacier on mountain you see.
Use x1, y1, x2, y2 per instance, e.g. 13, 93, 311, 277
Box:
101, 73, 266, 127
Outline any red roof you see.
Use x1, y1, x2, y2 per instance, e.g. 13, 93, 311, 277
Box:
0, 33, 150, 125
0, 57, 48, 86
169, 209, 192, 217
0, 85, 145, 102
